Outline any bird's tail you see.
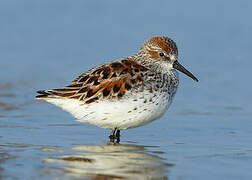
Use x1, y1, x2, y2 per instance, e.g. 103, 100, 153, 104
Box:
36, 90, 54, 99
36, 87, 77, 99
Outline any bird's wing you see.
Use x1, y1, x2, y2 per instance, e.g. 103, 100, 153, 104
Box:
36, 58, 149, 104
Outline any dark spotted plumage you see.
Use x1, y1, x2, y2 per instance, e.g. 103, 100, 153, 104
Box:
36, 58, 149, 104
79, 75, 89, 82
102, 88, 110, 97
113, 85, 120, 93
125, 83, 132, 90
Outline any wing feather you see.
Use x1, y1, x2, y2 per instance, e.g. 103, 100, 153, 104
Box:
36, 58, 149, 104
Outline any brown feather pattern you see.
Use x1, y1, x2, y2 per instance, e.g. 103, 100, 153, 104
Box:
36, 59, 149, 104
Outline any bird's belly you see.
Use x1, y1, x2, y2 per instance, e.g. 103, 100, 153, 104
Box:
46, 91, 173, 130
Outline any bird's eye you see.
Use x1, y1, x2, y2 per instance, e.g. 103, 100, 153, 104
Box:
159, 52, 165, 57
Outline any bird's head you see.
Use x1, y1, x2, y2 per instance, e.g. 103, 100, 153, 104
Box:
141, 36, 198, 82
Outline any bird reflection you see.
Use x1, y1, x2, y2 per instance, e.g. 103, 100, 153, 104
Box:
43, 143, 174, 179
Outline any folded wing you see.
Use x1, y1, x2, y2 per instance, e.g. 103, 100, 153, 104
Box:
36, 58, 149, 105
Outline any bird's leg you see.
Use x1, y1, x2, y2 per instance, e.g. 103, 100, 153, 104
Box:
115, 130, 120, 143
109, 128, 116, 142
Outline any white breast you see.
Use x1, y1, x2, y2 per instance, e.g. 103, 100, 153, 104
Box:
45, 89, 173, 130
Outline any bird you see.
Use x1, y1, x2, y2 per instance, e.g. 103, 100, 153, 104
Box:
36, 36, 198, 143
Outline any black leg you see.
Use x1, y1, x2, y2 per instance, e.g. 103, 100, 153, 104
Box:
109, 128, 116, 142
109, 128, 121, 143
115, 130, 120, 143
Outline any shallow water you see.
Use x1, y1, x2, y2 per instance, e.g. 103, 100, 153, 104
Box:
1, 0, 252, 179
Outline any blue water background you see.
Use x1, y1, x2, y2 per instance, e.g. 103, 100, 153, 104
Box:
0, 0, 252, 179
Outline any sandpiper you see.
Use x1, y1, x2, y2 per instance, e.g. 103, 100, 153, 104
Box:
36, 36, 198, 142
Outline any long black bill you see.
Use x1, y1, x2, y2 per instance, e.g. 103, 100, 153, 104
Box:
173, 61, 198, 82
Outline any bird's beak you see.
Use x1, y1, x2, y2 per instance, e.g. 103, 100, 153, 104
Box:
173, 60, 198, 82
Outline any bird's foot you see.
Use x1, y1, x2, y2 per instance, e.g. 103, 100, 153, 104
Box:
109, 129, 120, 143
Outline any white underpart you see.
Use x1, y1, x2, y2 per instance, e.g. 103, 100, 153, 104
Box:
45, 90, 172, 130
